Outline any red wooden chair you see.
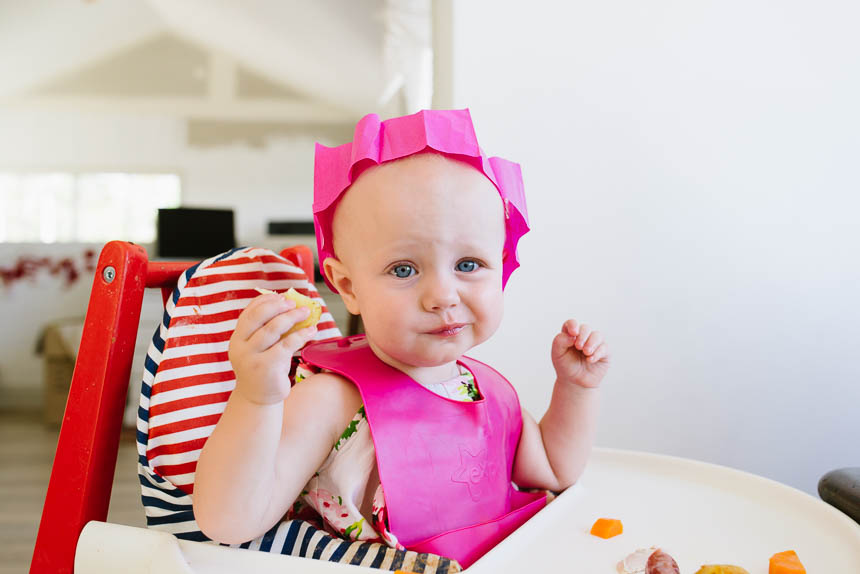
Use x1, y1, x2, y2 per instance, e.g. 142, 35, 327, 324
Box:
30, 241, 315, 574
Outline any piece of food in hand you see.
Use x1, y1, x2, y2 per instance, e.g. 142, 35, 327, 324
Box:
590, 517, 623, 539
617, 547, 658, 574
255, 287, 321, 334
694, 566, 750, 574
768, 550, 806, 574
646, 549, 680, 574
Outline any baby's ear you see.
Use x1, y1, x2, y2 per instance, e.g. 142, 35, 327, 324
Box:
322, 257, 360, 315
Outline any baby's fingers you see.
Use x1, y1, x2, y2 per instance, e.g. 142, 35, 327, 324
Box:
553, 319, 587, 359
562, 319, 580, 338
586, 342, 610, 364
574, 323, 592, 350
272, 324, 318, 358
581, 331, 604, 357
248, 306, 311, 351
233, 294, 296, 342
551, 330, 574, 360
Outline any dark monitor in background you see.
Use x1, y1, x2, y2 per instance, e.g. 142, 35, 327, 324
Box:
157, 207, 236, 259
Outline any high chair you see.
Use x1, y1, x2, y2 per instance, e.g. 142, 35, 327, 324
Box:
29, 243, 860, 574
29, 241, 316, 574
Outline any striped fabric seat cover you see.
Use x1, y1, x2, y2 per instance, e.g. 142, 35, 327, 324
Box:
136, 247, 460, 573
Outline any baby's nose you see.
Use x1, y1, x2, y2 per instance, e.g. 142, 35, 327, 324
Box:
421, 273, 459, 311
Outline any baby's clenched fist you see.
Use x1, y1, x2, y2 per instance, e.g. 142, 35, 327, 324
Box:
228, 293, 318, 405
550, 318, 610, 389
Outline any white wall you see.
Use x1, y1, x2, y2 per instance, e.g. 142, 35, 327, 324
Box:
452, 2, 860, 494
0, 110, 323, 402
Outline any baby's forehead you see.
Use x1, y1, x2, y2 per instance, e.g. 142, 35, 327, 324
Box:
331, 153, 505, 251
351, 153, 501, 206
334, 162, 502, 246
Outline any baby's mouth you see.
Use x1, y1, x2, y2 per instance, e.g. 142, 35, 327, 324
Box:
427, 323, 466, 337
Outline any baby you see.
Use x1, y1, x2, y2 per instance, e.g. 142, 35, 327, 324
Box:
193, 109, 610, 568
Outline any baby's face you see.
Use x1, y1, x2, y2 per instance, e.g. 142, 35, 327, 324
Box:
327, 153, 506, 380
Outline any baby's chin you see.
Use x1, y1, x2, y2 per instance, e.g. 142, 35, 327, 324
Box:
366, 338, 467, 369
404, 350, 465, 367
408, 339, 486, 370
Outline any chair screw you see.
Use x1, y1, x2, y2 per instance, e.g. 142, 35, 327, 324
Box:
103, 266, 116, 283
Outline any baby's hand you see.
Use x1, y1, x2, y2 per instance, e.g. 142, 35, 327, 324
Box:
551, 319, 610, 388
228, 293, 318, 405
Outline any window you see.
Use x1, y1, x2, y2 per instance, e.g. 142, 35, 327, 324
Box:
0, 172, 181, 243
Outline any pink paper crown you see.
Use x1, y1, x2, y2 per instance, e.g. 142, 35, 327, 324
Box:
313, 108, 529, 293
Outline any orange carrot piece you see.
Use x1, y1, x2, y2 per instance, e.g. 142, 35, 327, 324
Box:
769, 550, 806, 574
590, 518, 623, 539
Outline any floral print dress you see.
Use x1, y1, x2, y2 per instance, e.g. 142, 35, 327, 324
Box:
289, 362, 481, 548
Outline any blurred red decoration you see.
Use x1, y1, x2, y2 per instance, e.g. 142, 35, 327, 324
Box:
0, 249, 97, 288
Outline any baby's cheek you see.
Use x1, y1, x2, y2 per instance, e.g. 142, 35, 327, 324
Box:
474, 290, 504, 340
362, 306, 405, 348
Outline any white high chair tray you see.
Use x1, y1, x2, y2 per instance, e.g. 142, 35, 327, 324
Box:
471, 448, 860, 573
76, 448, 860, 574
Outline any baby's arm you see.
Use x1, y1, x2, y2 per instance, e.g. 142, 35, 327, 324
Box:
512, 319, 609, 491
193, 293, 361, 544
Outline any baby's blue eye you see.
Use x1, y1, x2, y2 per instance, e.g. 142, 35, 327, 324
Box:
391, 264, 414, 278
456, 260, 479, 273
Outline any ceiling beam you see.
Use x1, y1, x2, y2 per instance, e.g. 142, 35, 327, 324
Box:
2, 95, 359, 124
0, 1, 165, 99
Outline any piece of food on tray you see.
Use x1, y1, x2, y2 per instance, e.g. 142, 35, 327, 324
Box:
590, 517, 623, 539
255, 287, 322, 335
694, 566, 750, 574
768, 550, 806, 574
646, 549, 680, 574
617, 547, 657, 574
